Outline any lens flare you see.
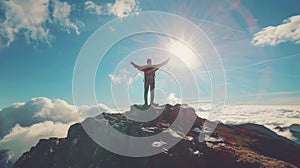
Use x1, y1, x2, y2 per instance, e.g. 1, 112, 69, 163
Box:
166, 39, 201, 69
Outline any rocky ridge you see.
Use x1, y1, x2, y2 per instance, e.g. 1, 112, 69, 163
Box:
13, 104, 300, 168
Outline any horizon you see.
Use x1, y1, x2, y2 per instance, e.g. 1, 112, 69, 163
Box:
2, 96, 300, 110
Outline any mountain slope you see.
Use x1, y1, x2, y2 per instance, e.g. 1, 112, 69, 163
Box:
14, 104, 300, 168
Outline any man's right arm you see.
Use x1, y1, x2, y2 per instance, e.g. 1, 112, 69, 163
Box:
131, 62, 144, 71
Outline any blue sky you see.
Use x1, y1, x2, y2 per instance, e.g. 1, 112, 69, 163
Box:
1, 0, 300, 109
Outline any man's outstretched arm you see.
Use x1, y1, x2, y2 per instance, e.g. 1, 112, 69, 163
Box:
154, 57, 170, 68
130, 62, 144, 71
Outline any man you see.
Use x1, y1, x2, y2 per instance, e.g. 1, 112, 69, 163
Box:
131, 57, 170, 106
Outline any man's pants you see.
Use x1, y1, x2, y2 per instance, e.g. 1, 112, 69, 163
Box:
144, 82, 155, 105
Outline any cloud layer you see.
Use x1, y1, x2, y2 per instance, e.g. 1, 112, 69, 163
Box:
0, 0, 141, 46
252, 15, 300, 46
0, 97, 114, 164
197, 104, 300, 140
0, 121, 69, 162
0, 97, 77, 136
1, 97, 299, 164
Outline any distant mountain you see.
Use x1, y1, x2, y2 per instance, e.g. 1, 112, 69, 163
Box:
275, 124, 300, 144
238, 123, 298, 145
290, 124, 300, 132
0, 150, 13, 168
14, 104, 300, 168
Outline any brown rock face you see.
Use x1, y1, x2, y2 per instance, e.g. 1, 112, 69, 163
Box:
14, 104, 300, 168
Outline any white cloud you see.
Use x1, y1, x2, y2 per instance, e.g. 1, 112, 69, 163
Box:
0, 97, 77, 135
84, 1, 102, 15
120, 68, 143, 86
76, 103, 115, 120
106, 0, 141, 18
128, 72, 142, 86
252, 15, 300, 46
52, 0, 80, 35
0, 0, 81, 47
109, 69, 143, 86
83, 0, 141, 18
109, 26, 116, 32
274, 129, 295, 141
0, 97, 116, 135
0, 121, 70, 162
0, 0, 142, 46
34, 98, 77, 123
109, 73, 122, 84
167, 93, 182, 105
0, 0, 53, 46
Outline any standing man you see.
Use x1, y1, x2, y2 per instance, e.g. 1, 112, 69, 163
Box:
131, 57, 170, 106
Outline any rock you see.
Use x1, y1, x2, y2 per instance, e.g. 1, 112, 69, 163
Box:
275, 126, 286, 132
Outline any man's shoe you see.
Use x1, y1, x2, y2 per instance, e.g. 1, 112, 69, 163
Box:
151, 103, 158, 106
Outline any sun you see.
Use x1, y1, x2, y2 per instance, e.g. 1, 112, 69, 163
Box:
166, 39, 201, 69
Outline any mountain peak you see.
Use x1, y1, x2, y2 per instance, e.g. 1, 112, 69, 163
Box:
14, 104, 300, 168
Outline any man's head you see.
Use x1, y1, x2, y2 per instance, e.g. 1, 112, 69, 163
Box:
147, 58, 152, 65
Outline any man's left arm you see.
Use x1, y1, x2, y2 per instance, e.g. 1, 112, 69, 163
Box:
154, 57, 170, 68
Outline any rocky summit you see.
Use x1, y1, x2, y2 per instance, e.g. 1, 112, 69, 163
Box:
14, 104, 300, 168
